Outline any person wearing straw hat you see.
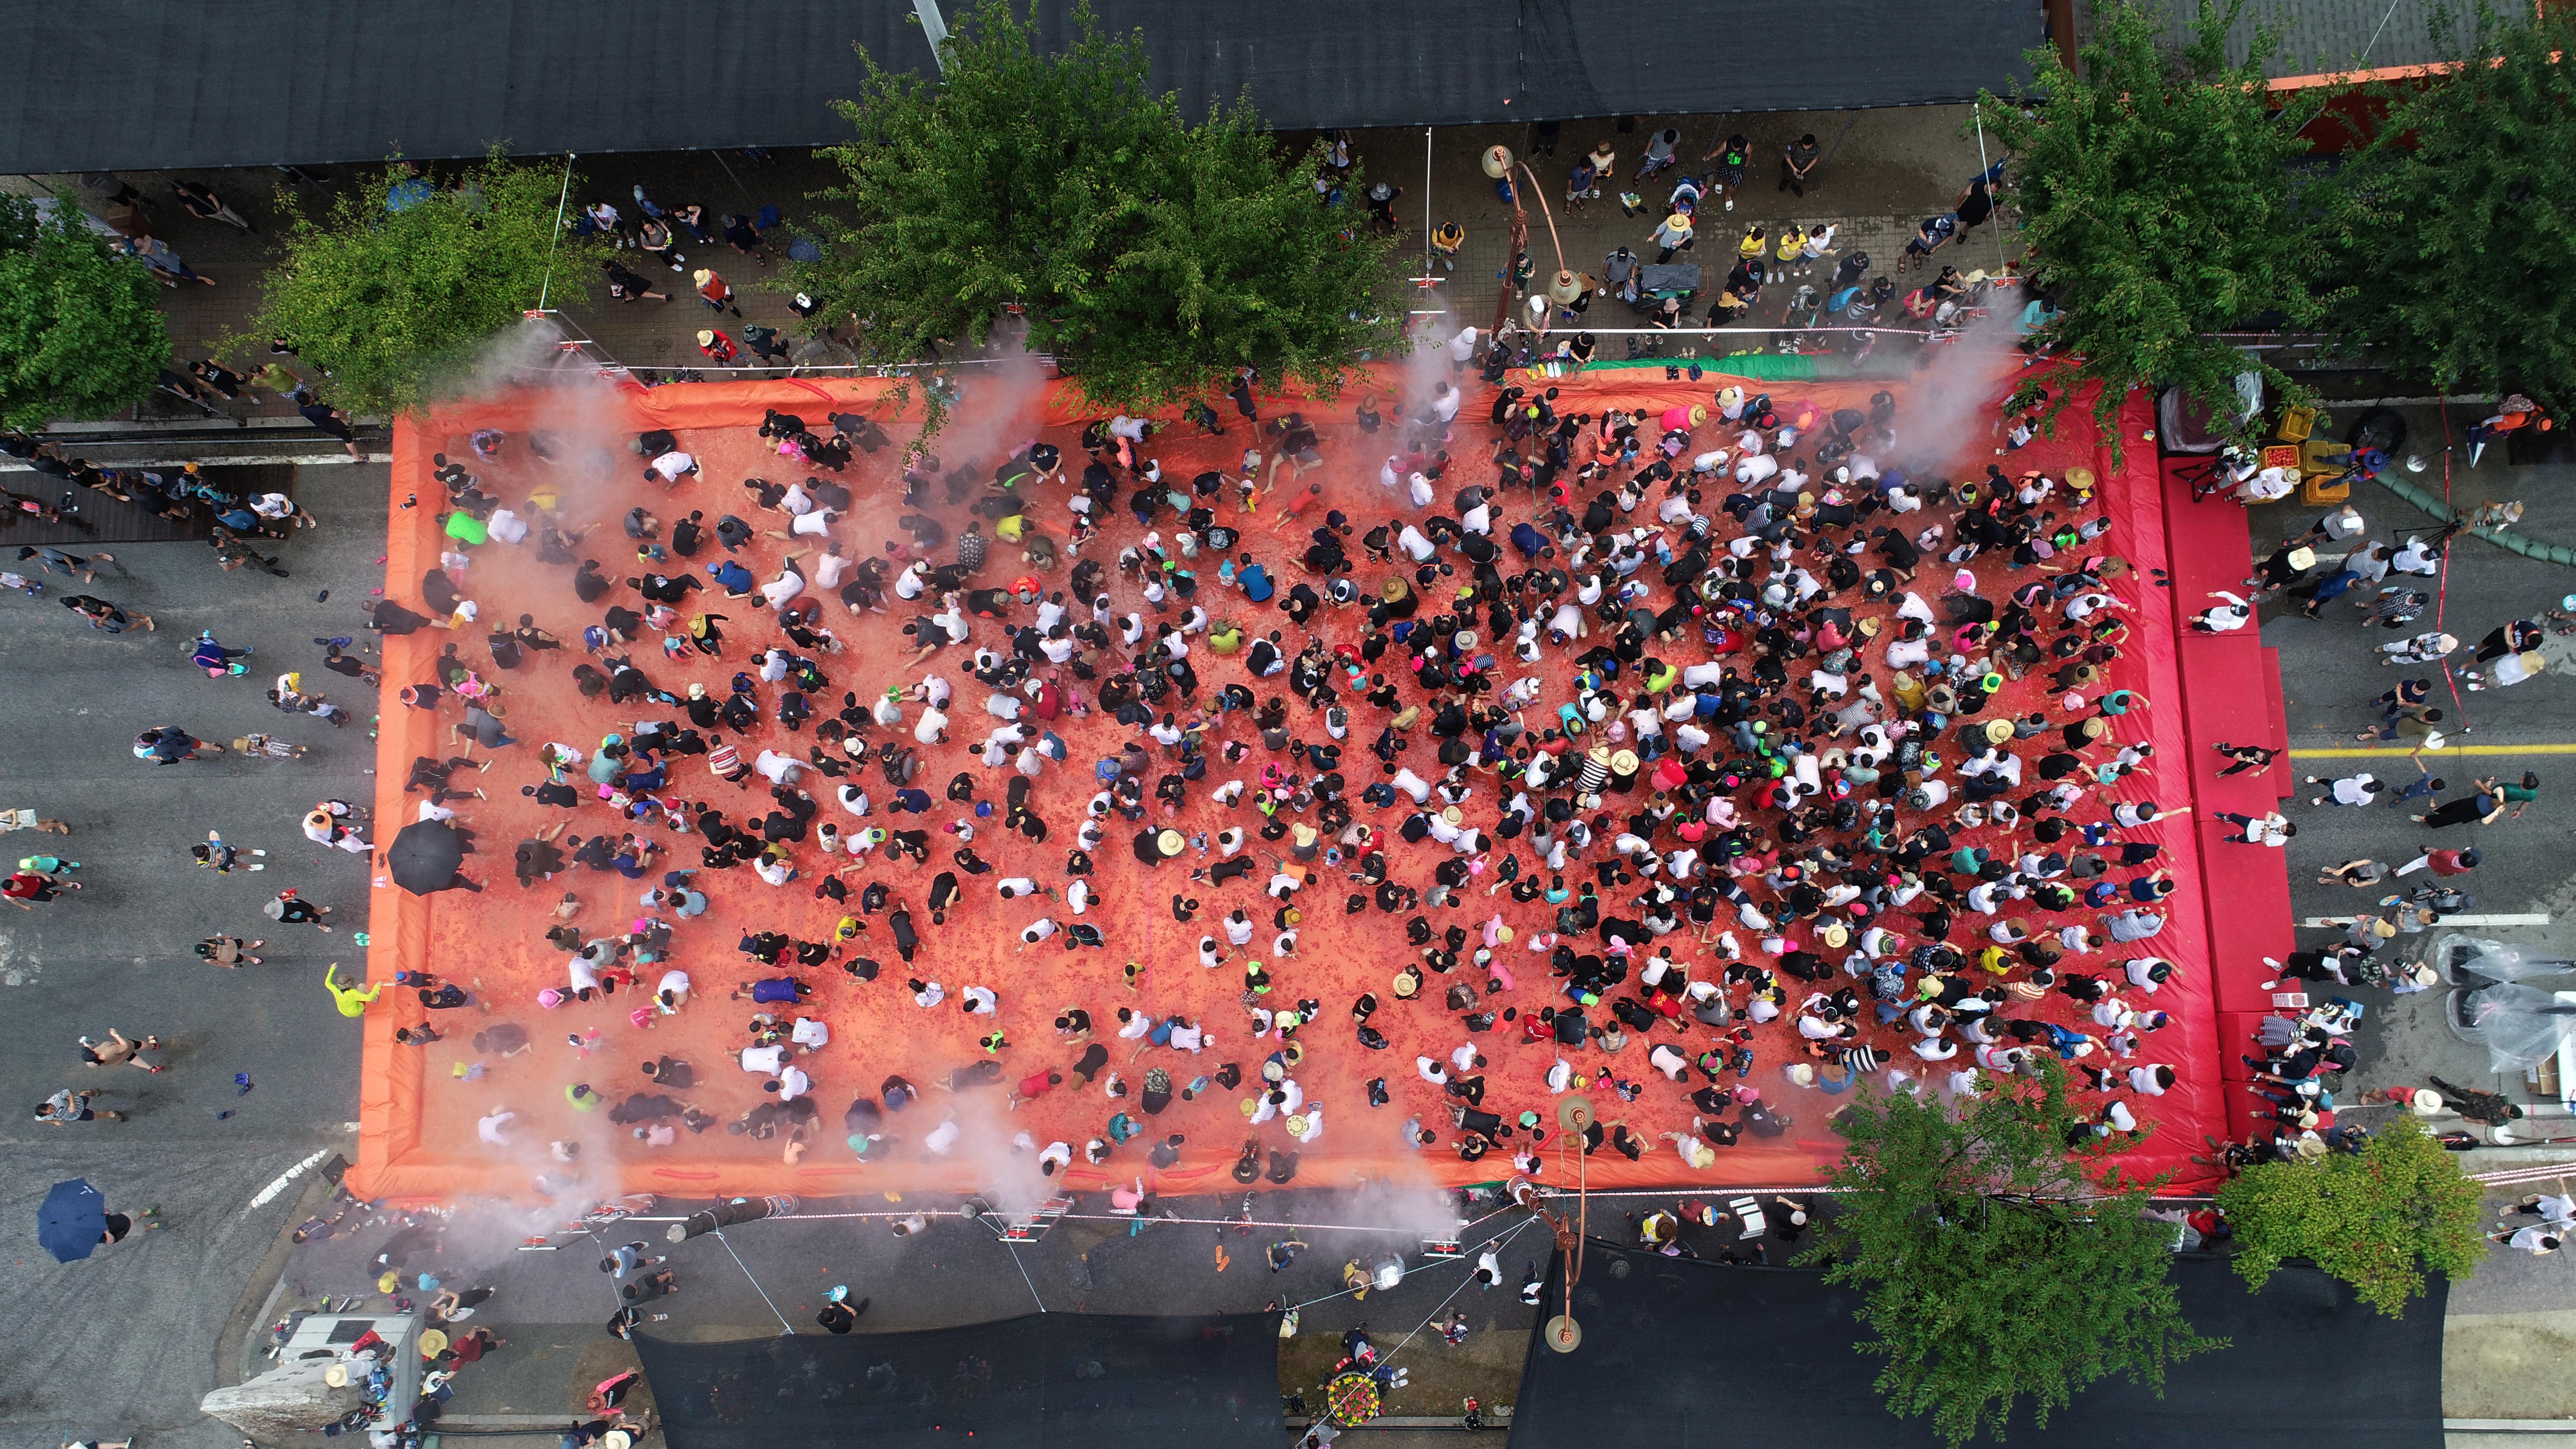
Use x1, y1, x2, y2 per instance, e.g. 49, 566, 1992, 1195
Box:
1649, 211, 1694, 264
695, 328, 737, 364
691, 267, 741, 317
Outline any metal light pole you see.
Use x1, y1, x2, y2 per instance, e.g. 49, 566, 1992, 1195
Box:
1481, 145, 1582, 342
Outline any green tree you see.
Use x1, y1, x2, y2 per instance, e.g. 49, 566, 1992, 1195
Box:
2216, 1115, 2484, 1317
248, 151, 598, 417
0, 195, 169, 429
788, 0, 1399, 413
2323, 3, 2576, 411
1978, 0, 2343, 452
1799, 1062, 2219, 1447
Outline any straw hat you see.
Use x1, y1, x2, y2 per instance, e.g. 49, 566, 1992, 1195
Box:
696, 330, 716, 347
1983, 719, 2013, 745
325, 1363, 351, 1388
1441, 805, 1464, 826
378, 1270, 400, 1294
604, 1433, 634, 1449
1784, 1063, 1817, 1087
1381, 578, 1409, 602
418, 1328, 450, 1357
1156, 829, 1185, 857
691, 268, 714, 287
2410, 1088, 2442, 1116
1819, 922, 1850, 949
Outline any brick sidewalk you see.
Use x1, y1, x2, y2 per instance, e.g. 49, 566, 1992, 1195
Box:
13, 105, 2016, 425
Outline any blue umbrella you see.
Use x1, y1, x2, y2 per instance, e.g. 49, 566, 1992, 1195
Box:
38, 1179, 107, 1263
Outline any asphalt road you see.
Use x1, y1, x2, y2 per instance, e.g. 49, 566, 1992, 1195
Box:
0, 463, 387, 1449
2256, 418, 2576, 1112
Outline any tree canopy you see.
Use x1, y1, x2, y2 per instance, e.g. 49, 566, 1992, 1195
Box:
2216, 1115, 2484, 1317
0, 196, 169, 430
1979, 0, 2339, 450
1800, 1063, 2219, 1447
247, 151, 597, 417
2322, 2, 2576, 411
787, 0, 1399, 413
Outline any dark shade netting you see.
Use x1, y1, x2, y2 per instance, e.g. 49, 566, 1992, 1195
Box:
1510, 1241, 2444, 1449
6, 0, 2039, 173
632, 1311, 1280, 1449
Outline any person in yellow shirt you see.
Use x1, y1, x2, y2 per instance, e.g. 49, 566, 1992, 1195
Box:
1774, 225, 1804, 268
1430, 221, 1465, 273
323, 962, 381, 1017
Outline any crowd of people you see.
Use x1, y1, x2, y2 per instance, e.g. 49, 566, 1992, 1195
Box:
343, 323, 2268, 1217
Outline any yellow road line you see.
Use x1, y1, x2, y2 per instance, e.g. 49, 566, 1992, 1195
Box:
2289, 743, 2576, 758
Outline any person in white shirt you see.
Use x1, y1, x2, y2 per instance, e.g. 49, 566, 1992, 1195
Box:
2390, 536, 2440, 576
2503, 1224, 2562, 1255
2234, 466, 2295, 503
2504, 1193, 2576, 1230
758, 559, 806, 609
2190, 590, 2251, 633
2305, 771, 2378, 807
2217, 809, 2294, 846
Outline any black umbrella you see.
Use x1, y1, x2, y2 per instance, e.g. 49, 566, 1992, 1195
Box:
386, 819, 466, 894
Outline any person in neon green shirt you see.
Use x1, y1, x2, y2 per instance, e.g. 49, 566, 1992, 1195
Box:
323, 963, 381, 1017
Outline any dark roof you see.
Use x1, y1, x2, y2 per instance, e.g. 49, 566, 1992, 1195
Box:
1510, 1243, 2446, 1449
2094, 0, 2469, 77
632, 1311, 1281, 1449
2, 0, 2043, 174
